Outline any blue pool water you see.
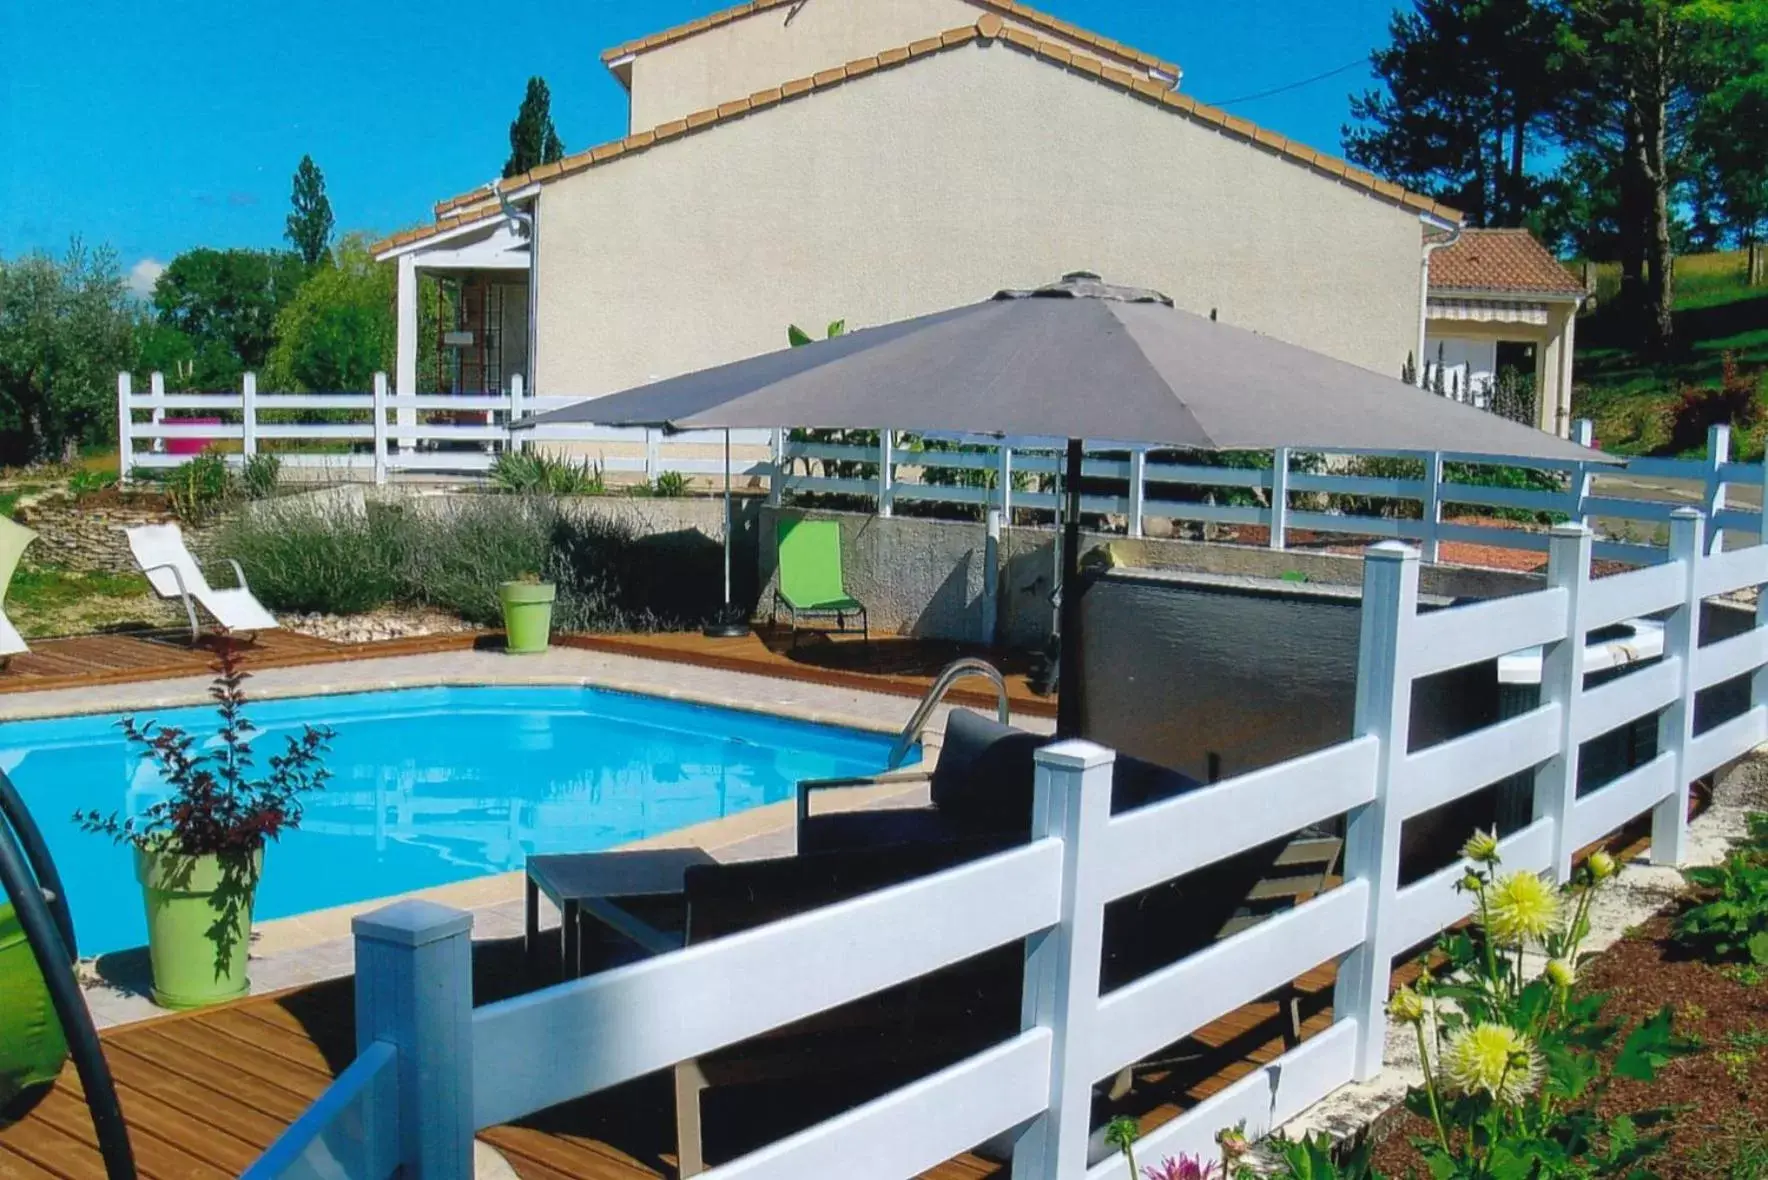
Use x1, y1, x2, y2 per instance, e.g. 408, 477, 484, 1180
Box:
1, 686, 903, 957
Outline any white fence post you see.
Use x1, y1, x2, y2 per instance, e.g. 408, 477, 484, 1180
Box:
150, 371, 167, 454
1012, 740, 1115, 1180
1268, 447, 1290, 550
1651, 508, 1704, 865
241, 371, 258, 458
1128, 450, 1146, 539
1537, 523, 1593, 882
1570, 420, 1595, 529
878, 430, 895, 518
508, 374, 525, 453
769, 429, 786, 507
1705, 424, 1730, 554
998, 444, 1013, 522
116, 373, 134, 480
372, 372, 390, 486
1334, 541, 1418, 1082
353, 900, 474, 1180
1420, 452, 1444, 565
645, 428, 661, 484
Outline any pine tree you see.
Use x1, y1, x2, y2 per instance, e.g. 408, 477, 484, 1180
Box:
504, 78, 565, 178
1344, 0, 1564, 227
284, 156, 334, 267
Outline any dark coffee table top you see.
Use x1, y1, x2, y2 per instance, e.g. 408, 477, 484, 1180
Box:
526, 847, 717, 904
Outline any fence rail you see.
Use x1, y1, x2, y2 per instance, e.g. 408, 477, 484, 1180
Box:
248, 501, 1768, 1180
121, 371, 1760, 565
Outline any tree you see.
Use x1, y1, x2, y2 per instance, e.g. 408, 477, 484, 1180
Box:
263, 235, 394, 393
0, 241, 139, 462
285, 155, 335, 267
504, 77, 564, 178
150, 248, 308, 387
1344, 0, 1565, 226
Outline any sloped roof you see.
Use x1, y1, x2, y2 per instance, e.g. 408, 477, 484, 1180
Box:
1428, 229, 1585, 298
376, 17, 1461, 257
599, 0, 1181, 81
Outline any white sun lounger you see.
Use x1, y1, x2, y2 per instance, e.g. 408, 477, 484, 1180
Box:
126, 523, 279, 642
0, 516, 37, 663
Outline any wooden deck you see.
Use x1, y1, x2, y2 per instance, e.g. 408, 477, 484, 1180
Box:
0, 630, 484, 695
0, 931, 1344, 1180
0, 626, 1054, 719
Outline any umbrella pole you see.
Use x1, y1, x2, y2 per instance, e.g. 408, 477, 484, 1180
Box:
703, 428, 751, 638
1056, 437, 1084, 738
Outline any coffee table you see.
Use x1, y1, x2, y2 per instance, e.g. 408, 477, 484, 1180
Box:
524, 847, 716, 978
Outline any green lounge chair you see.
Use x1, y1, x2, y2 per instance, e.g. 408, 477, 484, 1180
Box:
772, 519, 867, 646
0, 517, 37, 663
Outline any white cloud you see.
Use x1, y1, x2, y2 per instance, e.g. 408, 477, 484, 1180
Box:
126, 257, 166, 300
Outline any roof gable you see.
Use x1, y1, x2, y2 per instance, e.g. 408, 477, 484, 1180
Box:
378, 18, 1460, 257
600, 0, 1181, 83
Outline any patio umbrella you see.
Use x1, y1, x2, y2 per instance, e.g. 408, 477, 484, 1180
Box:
523, 272, 1614, 736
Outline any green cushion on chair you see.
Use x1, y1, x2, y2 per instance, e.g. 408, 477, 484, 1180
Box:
0, 901, 67, 1109
777, 520, 864, 612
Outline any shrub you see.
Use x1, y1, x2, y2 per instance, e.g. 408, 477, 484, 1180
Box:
1667, 352, 1762, 455
651, 470, 689, 498
489, 450, 604, 496
240, 453, 281, 501
1674, 812, 1768, 964
165, 452, 234, 524
214, 499, 404, 615
405, 496, 557, 625
68, 469, 118, 496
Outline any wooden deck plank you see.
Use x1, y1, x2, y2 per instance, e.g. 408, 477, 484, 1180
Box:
0, 1142, 67, 1180
111, 1032, 317, 1121
12, 1083, 233, 1180
127, 1025, 330, 1105
99, 1039, 293, 1145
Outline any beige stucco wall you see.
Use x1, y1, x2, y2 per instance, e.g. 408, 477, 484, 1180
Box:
537, 41, 1423, 399
624, 0, 1169, 129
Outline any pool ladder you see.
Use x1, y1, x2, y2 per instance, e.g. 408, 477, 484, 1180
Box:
886, 657, 1011, 769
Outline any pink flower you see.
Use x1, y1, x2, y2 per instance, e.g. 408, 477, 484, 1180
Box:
1143, 1156, 1220, 1180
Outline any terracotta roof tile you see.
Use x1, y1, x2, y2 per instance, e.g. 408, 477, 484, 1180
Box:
1428, 229, 1585, 297
598, 0, 1180, 79
387, 18, 1456, 256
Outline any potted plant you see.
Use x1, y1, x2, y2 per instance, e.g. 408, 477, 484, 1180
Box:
499, 572, 557, 654
76, 646, 332, 1009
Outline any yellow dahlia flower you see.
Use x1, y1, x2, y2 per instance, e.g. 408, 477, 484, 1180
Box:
1587, 851, 1616, 882
1486, 870, 1562, 946
1544, 958, 1576, 991
1388, 987, 1427, 1025
1461, 829, 1502, 865
1442, 1023, 1541, 1104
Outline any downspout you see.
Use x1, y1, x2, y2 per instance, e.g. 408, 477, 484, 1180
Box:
1416, 212, 1462, 387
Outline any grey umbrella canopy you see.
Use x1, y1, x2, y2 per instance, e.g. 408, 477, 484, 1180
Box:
526, 272, 1609, 465
525, 273, 1613, 736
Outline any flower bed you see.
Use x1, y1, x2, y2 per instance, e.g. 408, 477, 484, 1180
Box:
1372, 909, 1768, 1178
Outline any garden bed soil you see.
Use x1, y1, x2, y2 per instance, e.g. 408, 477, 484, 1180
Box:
1370, 912, 1768, 1179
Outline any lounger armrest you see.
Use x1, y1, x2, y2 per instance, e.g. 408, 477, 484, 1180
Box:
224, 558, 249, 591
141, 561, 202, 642
796, 768, 932, 826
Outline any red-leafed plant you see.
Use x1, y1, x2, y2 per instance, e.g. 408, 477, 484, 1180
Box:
76, 644, 333, 858
1667, 351, 1763, 455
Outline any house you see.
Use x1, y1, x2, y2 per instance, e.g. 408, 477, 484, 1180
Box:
373, 0, 1477, 454
1423, 228, 1587, 436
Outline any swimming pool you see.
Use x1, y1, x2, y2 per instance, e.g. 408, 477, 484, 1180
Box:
1, 686, 904, 957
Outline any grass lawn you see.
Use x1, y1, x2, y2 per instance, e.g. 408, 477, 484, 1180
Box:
1574, 251, 1768, 457
6, 565, 168, 639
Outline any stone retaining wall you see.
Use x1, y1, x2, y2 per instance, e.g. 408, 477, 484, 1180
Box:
12, 491, 183, 574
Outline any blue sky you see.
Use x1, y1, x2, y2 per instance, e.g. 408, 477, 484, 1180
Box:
0, 0, 1396, 295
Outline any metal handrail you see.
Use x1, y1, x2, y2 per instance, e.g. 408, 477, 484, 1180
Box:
886, 657, 1010, 769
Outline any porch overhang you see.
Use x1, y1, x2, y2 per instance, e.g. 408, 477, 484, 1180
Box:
1426, 290, 1582, 329
374, 214, 532, 271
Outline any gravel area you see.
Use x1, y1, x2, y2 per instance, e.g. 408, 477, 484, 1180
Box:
280, 606, 480, 644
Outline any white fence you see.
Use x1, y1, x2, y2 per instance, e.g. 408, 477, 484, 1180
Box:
775, 422, 1764, 566
246, 508, 1768, 1180
115, 372, 773, 484
121, 371, 1760, 565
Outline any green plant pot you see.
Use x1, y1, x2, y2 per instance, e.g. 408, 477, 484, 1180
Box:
499, 580, 557, 654
134, 845, 261, 1010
